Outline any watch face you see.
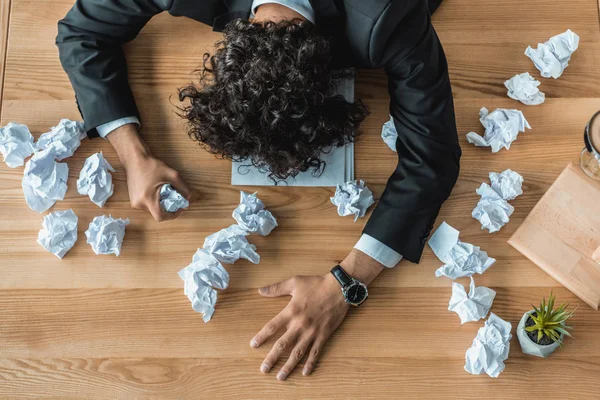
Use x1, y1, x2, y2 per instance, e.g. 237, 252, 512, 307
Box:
346, 282, 368, 305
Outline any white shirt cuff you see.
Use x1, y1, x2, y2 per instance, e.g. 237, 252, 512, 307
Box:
96, 116, 140, 138
354, 234, 403, 268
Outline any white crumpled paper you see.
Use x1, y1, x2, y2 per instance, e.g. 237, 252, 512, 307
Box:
504, 72, 545, 106
22, 148, 69, 212
0, 122, 36, 168
85, 215, 130, 256
159, 184, 189, 213
330, 180, 375, 221
178, 248, 230, 323
449, 277, 496, 324
381, 116, 397, 152
37, 209, 78, 259
472, 183, 515, 233
35, 119, 85, 160
465, 313, 512, 378
489, 169, 524, 201
77, 152, 115, 208
429, 221, 496, 279
466, 107, 531, 153
525, 29, 580, 79
202, 224, 260, 264
232, 191, 277, 236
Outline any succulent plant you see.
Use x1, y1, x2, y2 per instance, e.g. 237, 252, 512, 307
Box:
525, 292, 575, 345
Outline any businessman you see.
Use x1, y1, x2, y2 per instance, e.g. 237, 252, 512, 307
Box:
57, 0, 461, 380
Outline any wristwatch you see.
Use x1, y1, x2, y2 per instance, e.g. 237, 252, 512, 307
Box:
330, 265, 368, 306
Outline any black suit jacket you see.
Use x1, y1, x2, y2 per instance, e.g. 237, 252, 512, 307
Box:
56, 0, 461, 263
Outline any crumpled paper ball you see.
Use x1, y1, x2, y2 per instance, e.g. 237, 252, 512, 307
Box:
77, 152, 115, 208
202, 224, 260, 264
429, 221, 496, 279
489, 169, 524, 201
464, 313, 512, 378
381, 115, 398, 152
435, 240, 497, 279
85, 215, 130, 256
525, 29, 579, 79
504, 72, 545, 106
330, 180, 375, 221
0, 122, 36, 168
448, 277, 496, 324
472, 183, 514, 233
466, 107, 531, 153
232, 191, 277, 236
35, 119, 85, 160
37, 209, 78, 259
22, 147, 69, 213
159, 183, 189, 213
178, 248, 230, 323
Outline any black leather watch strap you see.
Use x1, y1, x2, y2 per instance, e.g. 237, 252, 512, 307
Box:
330, 265, 353, 288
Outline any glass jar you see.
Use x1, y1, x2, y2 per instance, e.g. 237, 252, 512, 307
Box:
580, 111, 600, 180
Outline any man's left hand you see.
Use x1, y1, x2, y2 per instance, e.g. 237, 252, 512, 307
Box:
250, 273, 350, 380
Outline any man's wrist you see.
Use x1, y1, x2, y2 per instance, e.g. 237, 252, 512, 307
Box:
338, 248, 385, 286
106, 123, 151, 169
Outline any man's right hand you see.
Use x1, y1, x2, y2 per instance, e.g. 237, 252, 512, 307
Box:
106, 124, 192, 222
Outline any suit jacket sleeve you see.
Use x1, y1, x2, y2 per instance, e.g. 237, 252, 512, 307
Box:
56, 0, 172, 137
362, 4, 461, 264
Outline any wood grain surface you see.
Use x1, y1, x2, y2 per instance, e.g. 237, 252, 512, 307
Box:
1, 0, 600, 398
0, 0, 11, 112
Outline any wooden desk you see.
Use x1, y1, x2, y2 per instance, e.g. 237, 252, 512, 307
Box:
1, 0, 600, 398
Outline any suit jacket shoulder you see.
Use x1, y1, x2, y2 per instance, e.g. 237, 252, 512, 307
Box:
168, 0, 249, 28
340, 0, 426, 67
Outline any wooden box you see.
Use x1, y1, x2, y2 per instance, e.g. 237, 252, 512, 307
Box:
508, 163, 600, 309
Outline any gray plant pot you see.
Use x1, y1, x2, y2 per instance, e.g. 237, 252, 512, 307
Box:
517, 310, 563, 358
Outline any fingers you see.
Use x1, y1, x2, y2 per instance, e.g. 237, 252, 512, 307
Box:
152, 171, 191, 222
162, 207, 185, 221
258, 276, 296, 298
260, 329, 299, 375
147, 201, 171, 222
303, 335, 326, 376
151, 172, 189, 222
134, 195, 179, 222
277, 336, 312, 381
147, 189, 176, 222
167, 170, 192, 201
250, 311, 288, 349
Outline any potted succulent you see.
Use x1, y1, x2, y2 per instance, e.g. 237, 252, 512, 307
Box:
517, 292, 575, 358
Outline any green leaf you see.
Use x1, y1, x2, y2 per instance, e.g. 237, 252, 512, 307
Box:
554, 327, 573, 338
526, 294, 575, 342
546, 292, 555, 319
541, 321, 561, 326
564, 308, 577, 320
552, 302, 567, 318
552, 311, 569, 321
541, 297, 546, 318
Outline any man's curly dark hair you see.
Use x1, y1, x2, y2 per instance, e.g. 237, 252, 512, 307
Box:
178, 19, 369, 181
